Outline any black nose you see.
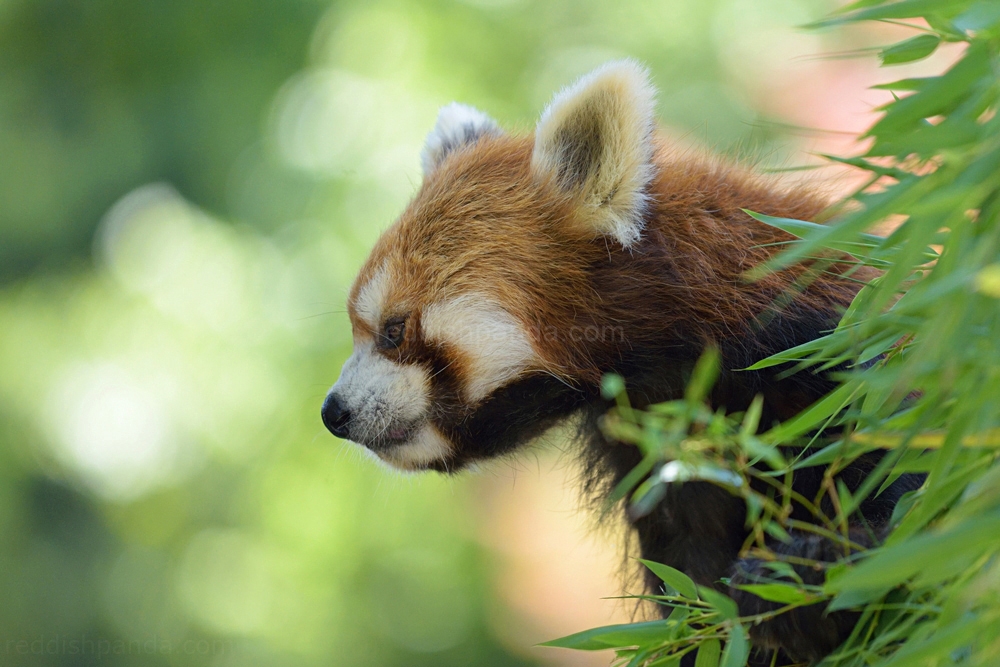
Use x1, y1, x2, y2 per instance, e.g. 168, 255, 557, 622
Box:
321, 393, 352, 439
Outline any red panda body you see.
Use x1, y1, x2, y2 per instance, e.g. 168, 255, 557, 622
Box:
322, 62, 920, 665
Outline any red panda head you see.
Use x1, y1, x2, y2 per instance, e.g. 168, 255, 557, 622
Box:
322, 60, 658, 471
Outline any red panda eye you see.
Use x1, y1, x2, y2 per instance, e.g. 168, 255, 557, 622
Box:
381, 318, 406, 348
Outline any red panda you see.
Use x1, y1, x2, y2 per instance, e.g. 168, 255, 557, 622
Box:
321, 61, 920, 665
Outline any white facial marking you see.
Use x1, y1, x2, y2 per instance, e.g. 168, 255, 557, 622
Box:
332, 342, 431, 436
422, 294, 539, 403
354, 262, 390, 330
378, 424, 452, 470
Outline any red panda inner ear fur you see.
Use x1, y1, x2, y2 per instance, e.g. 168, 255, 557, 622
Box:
421, 102, 504, 176
531, 59, 656, 249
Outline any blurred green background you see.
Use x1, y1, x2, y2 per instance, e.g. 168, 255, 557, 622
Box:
0, 0, 860, 665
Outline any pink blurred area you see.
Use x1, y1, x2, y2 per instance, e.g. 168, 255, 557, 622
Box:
756, 22, 965, 200
474, 457, 636, 666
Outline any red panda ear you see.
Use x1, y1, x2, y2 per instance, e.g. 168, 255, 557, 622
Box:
531, 60, 656, 249
421, 102, 503, 175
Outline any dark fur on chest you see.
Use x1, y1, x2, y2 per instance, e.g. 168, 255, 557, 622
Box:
572, 301, 923, 664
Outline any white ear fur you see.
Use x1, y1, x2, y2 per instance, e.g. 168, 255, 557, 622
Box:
421, 102, 502, 175
531, 60, 657, 248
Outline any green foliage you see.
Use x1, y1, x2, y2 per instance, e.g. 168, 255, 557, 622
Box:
0, 0, 325, 280
540, 554, 752, 667
548, 1, 1000, 665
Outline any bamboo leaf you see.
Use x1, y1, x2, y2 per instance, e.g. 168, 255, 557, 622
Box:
736, 583, 816, 605
640, 560, 699, 599
694, 639, 721, 667
685, 347, 720, 405
698, 586, 739, 620
826, 510, 1000, 595
720, 623, 749, 667
763, 380, 863, 444
810, 0, 977, 27
880, 34, 941, 65
540, 621, 671, 651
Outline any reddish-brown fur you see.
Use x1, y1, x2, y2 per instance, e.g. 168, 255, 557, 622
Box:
350, 133, 856, 394
339, 129, 916, 666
